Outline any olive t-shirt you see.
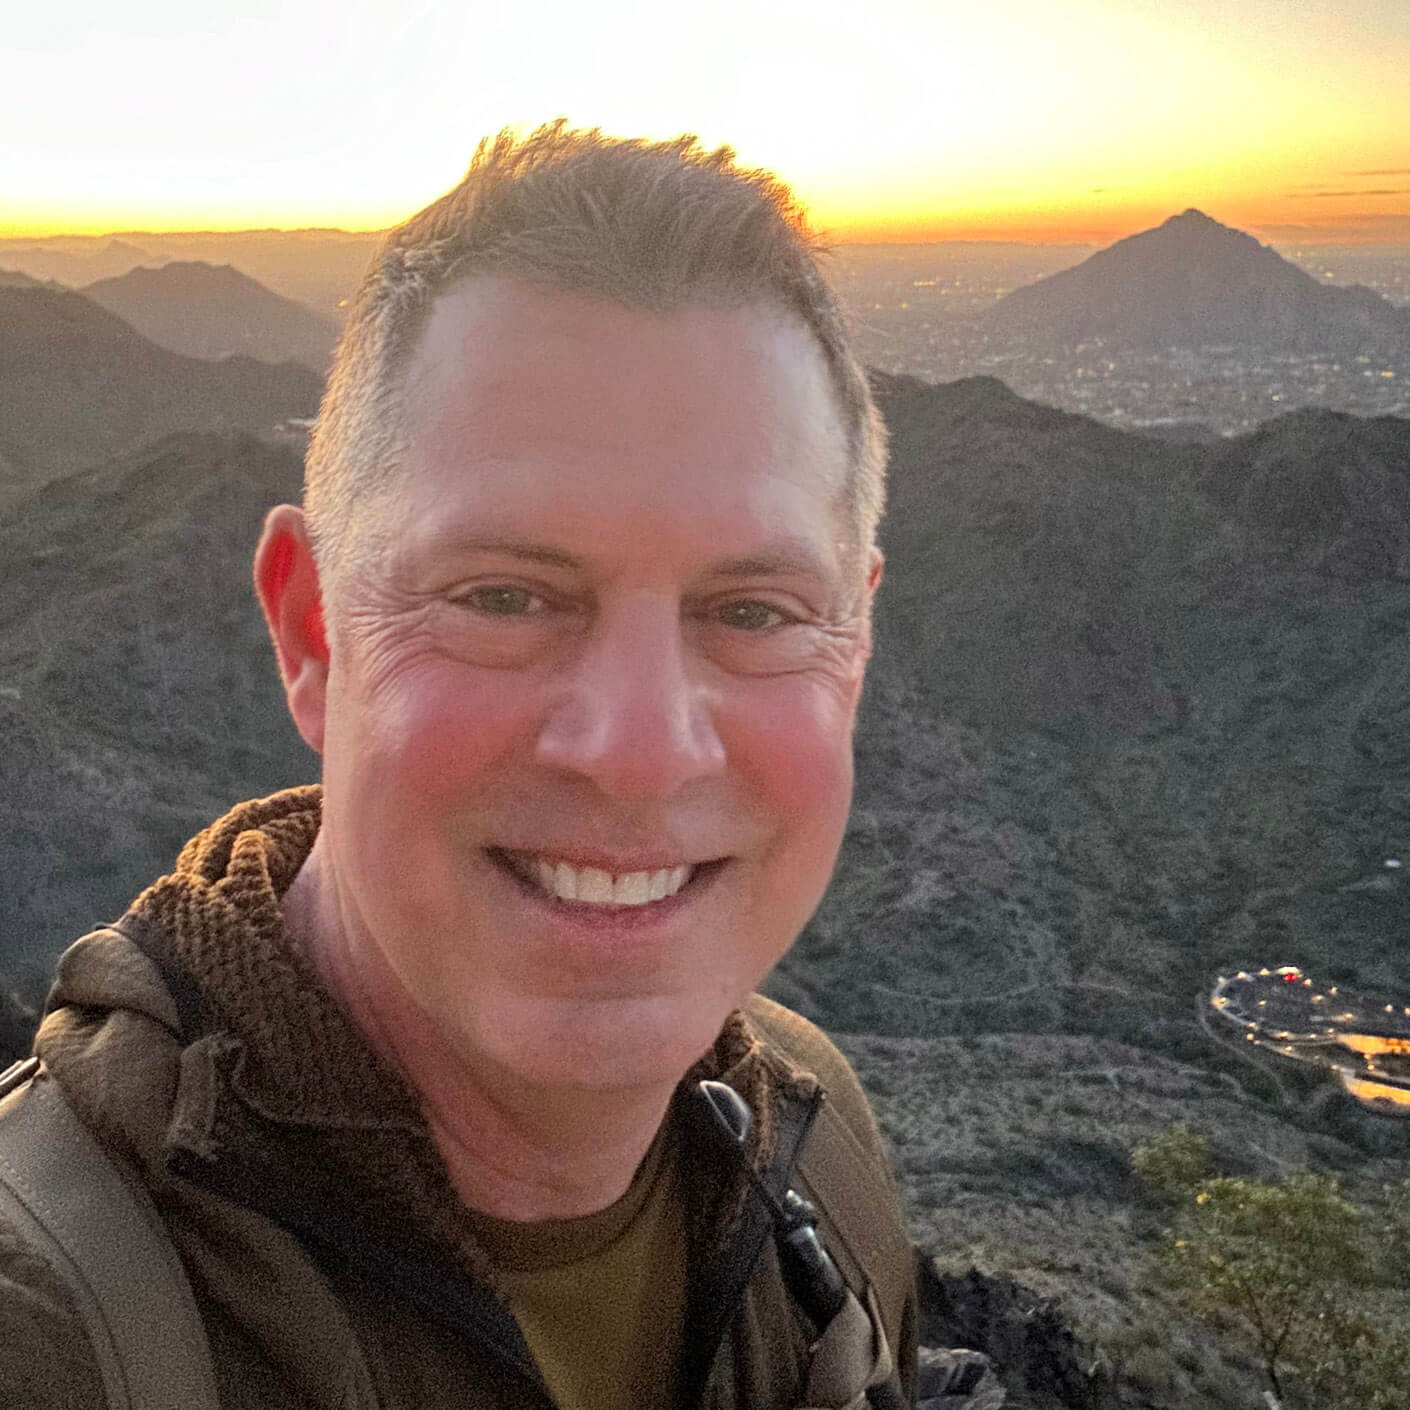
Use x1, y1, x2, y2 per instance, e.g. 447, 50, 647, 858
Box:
464, 1123, 688, 1410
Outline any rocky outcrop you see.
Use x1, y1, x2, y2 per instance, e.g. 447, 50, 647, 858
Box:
918, 1345, 1008, 1407
917, 1260, 1120, 1409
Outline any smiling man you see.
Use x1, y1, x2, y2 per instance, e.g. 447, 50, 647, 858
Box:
0, 126, 916, 1410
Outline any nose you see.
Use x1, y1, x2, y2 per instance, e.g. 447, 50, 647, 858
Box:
535, 597, 726, 800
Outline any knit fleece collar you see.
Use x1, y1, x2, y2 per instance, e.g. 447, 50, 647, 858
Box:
88, 788, 818, 1281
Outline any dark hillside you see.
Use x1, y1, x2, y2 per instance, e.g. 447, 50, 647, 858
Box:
1198, 409, 1410, 576
0, 433, 314, 976
869, 373, 1222, 737
4, 388, 1410, 1407
0, 286, 322, 505
0, 270, 52, 289
781, 377, 1410, 1050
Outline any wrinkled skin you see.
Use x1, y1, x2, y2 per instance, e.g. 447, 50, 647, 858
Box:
258, 276, 879, 1212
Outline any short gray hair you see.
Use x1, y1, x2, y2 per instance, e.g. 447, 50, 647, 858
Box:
304, 121, 886, 588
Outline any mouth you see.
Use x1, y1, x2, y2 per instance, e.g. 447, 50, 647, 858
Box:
487, 849, 722, 908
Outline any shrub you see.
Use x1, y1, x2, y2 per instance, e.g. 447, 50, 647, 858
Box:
1130, 1123, 1207, 1202
1132, 1126, 1410, 1409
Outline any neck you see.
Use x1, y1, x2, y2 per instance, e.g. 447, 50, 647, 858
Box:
282, 845, 678, 1221
419, 1071, 673, 1222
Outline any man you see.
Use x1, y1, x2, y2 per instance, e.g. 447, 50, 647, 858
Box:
0, 124, 915, 1408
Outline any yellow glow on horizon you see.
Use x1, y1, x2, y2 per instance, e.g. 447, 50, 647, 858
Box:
3, 0, 1407, 245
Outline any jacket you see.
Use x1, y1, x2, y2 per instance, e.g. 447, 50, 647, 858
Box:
0, 790, 916, 1409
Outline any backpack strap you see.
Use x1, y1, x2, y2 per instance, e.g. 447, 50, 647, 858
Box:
741, 998, 917, 1408
0, 1058, 220, 1410
742, 1001, 915, 1335
794, 1098, 915, 1332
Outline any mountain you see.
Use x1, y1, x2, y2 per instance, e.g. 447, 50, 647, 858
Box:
811, 375, 1410, 1023
111, 229, 383, 321
0, 269, 55, 290
82, 261, 340, 371
0, 433, 312, 998
4, 387, 1410, 1408
0, 238, 153, 287
1197, 407, 1410, 577
0, 286, 322, 506
0, 230, 382, 321
987, 208, 1410, 353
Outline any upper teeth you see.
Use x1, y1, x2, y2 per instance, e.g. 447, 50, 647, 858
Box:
530, 858, 693, 906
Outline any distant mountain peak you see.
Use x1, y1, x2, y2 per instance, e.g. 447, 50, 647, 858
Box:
96, 259, 252, 285
1149, 208, 1250, 242
80, 262, 337, 371
1166, 208, 1220, 227
987, 208, 1409, 353
1140, 209, 1257, 253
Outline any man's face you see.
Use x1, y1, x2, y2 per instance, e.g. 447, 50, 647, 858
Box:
315, 276, 875, 1093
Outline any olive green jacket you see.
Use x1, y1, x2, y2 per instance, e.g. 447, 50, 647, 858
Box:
0, 791, 916, 1409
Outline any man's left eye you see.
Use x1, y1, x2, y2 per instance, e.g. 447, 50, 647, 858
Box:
715, 599, 789, 631
460, 585, 540, 616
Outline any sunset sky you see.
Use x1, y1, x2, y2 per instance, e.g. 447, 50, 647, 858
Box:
4, 0, 1408, 245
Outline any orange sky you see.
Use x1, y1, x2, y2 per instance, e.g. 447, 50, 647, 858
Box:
3, 0, 1407, 245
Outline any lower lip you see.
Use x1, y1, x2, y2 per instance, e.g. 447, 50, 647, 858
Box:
490, 853, 724, 932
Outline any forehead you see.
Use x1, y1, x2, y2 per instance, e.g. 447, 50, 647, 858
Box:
404, 273, 842, 419
394, 276, 851, 543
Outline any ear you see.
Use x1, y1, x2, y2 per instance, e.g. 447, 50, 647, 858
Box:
253, 505, 329, 755
858, 548, 884, 662
866, 549, 884, 597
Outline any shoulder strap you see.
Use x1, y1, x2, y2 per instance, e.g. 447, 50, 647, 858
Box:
795, 1102, 915, 1335
0, 1058, 220, 1410
740, 1003, 915, 1349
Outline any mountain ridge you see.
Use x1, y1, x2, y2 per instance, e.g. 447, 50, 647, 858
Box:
82, 261, 339, 371
0, 238, 153, 286
0, 285, 322, 506
987, 208, 1410, 353
5, 385, 1410, 1408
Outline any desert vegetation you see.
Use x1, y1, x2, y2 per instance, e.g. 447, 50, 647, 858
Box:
1133, 1124, 1410, 1409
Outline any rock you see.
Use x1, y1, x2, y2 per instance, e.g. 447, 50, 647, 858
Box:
918, 1345, 1007, 1407
916, 1258, 1111, 1409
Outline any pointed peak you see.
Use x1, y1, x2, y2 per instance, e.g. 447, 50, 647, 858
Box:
1129, 209, 1264, 255
1161, 209, 1223, 230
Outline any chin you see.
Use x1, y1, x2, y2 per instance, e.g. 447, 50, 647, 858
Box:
488, 993, 736, 1093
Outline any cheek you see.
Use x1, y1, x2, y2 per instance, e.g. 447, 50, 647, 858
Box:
327, 657, 540, 809
724, 678, 857, 841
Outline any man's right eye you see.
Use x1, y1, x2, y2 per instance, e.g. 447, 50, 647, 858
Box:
458, 585, 539, 616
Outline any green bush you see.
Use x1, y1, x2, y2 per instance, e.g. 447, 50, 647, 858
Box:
1132, 1127, 1410, 1409
1130, 1123, 1207, 1201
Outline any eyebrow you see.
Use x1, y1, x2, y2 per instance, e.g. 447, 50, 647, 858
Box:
426, 532, 834, 580
424, 533, 584, 571
710, 539, 834, 580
